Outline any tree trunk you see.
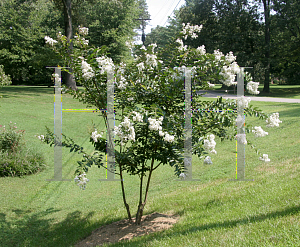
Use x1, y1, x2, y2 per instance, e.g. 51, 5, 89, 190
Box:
63, 0, 77, 91
263, 0, 270, 93
135, 156, 155, 225
120, 164, 133, 223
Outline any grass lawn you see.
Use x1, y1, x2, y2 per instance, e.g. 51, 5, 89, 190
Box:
0, 86, 299, 246
212, 84, 300, 99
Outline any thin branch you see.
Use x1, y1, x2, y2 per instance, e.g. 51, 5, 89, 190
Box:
152, 161, 162, 171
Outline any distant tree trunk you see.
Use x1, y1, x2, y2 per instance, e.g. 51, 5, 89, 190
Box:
263, 0, 270, 93
63, 0, 77, 90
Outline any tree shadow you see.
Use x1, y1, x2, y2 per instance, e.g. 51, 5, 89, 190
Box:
272, 103, 300, 119
105, 204, 300, 246
0, 207, 106, 247
0, 86, 53, 98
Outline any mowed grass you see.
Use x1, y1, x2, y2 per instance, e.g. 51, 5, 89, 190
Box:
0, 86, 299, 247
212, 84, 300, 99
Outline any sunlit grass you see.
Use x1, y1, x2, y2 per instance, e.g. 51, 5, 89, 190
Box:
211, 84, 300, 99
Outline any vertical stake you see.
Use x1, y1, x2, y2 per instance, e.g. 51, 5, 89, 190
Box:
46, 67, 71, 181
229, 67, 254, 182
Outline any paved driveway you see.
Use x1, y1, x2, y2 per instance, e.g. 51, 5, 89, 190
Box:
197, 90, 300, 103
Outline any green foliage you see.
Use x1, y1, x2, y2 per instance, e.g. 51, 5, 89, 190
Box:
271, 0, 300, 84
144, 13, 182, 61
0, 122, 25, 153
178, 0, 264, 81
0, 148, 46, 177
0, 122, 46, 177
80, 0, 145, 63
0, 64, 12, 88
0, 0, 62, 85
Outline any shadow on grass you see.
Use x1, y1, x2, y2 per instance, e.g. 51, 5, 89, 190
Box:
274, 103, 300, 119
0, 207, 108, 247
0, 86, 54, 98
104, 204, 300, 247
245, 87, 300, 98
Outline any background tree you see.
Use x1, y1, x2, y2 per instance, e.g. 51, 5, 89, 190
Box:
176, 0, 265, 85
0, 0, 62, 85
144, 12, 182, 58
0, 0, 148, 86
271, 0, 300, 84
261, 0, 271, 92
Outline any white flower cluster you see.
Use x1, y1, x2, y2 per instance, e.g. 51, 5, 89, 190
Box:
225, 51, 236, 63
214, 49, 224, 61
132, 111, 143, 122
125, 41, 134, 49
259, 154, 270, 162
181, 23, 203, 40
44, 36, 58, 46
74, 35, 89, 45
236, 134, 247, 144
52, 73, 60, 84
140, 45, 147, 51
81, 60, 94, 80
150, 43, 157, 53
91, 130, 103, 142
204, 156, 213, 165
207, 82, 215, 88
148, 116, 163, 131
164, 133, 175, 143
196, 45, 206, 55
236, 115, 245, 129
114, 112, 143, 146
148, 116, 175, 143
220, 62, 240, 86
137, 62, 145, 73
237, 96, 251, 108
203, 134, 217, 154
74, 173, 89, 190
82, 37, 89, 45
176, 39, 187, 51
146, 54, 158, 68
96, 56, 114, 74
179, 173, 186, 179
79, 27, 89, 36
37, 135, 44, 140
117, 76, 128, 89
252, 126, 268, 137
247, 81, 260, 95
114, 117, 135, 145
266, 113, 282, 127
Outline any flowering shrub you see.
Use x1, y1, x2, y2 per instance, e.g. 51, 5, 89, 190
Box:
0, 122, 25, 153
0, 65, 12, 89
42, 24, 282, 224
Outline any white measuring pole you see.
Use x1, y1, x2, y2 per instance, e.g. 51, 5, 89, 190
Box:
230, 67, 254, 181
46, 67, 71, 181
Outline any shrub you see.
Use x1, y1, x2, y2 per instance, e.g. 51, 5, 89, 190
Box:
0, 149, 46, 177
0, 122, 46, 177
0, 122, 25, 153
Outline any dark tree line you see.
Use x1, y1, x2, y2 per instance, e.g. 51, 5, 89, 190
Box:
146, 0, 300, 90
0, 0, 149, 86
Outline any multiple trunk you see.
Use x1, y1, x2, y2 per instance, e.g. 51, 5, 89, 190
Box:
119, 151, 156, 225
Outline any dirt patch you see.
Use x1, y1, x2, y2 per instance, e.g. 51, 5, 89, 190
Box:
75, 212, 180, 247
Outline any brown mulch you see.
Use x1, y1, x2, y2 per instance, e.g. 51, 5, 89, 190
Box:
75, 212, 180, 247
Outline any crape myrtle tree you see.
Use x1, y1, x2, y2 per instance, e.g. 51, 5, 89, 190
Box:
41, 25, 282, 225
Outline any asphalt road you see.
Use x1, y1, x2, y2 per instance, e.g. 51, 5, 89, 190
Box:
197, 90, 300, 103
